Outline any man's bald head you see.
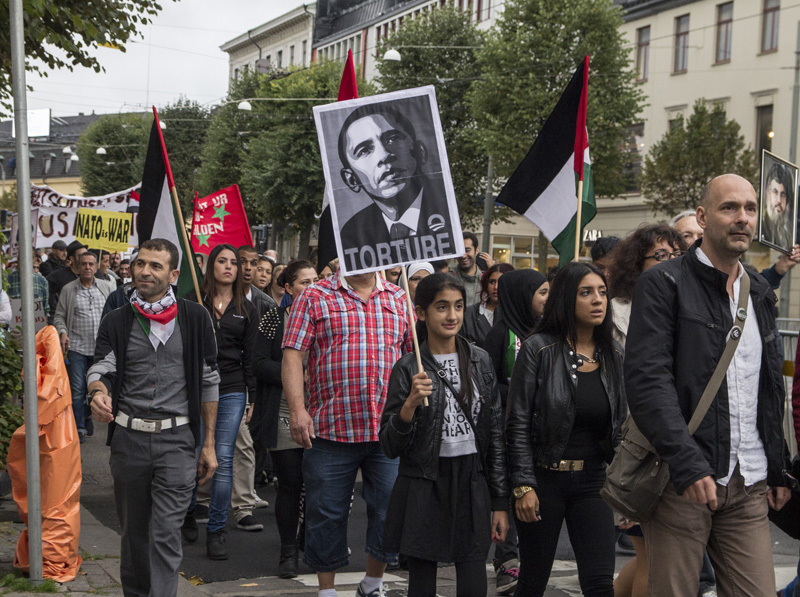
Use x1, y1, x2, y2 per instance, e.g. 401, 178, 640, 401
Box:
700, 174, 755, 210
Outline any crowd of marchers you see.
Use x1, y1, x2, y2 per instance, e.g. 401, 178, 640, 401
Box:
4, 173, 800, 597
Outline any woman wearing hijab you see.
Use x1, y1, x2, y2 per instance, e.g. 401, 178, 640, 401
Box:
405, 262, 434, 304
481, 269, 549, 404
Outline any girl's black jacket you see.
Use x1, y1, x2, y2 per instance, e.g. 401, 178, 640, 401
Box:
505, 333, 627, 490
379, 341, 510, 511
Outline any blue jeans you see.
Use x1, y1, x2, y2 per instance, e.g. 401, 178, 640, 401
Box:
302, 438, 399, 572
207, 392, 246, 533
67, 350, 93, 433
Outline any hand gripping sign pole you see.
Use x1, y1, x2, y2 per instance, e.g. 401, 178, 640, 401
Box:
400, 267, 428, 407
10, 0, 44, 582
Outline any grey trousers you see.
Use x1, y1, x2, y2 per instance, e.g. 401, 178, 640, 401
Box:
110, 425, 196, 597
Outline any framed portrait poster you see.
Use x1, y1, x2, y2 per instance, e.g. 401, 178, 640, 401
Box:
313, 86, 464, 276
759, 150, 798, 255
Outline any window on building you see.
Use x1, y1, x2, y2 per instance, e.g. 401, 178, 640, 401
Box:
636, 26, 650, 81
302, 40, 307, 67
756, 104, 774, 155
277, 51, 283, 68
234, 67, 239, 80
762, 0, 779, 52
674, 15, 690, 73
716, 3, 733, 63
290, 45, 295, 65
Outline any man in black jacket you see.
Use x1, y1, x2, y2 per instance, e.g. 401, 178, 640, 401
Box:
625, 174, 791, 595
88, 238, 220, 597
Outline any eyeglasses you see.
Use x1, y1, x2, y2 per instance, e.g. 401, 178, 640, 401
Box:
644, 249, 683, 262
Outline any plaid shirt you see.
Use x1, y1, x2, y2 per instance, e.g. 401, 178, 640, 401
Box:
70, 282, 105, 355
282, 272, 413, 443
7, 270, 49, 317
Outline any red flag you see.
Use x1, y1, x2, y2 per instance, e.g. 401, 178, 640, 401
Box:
573, 55, 589, 181
338, 49, 359, 101
191, 184, 254, 255
317, 50, 359, 272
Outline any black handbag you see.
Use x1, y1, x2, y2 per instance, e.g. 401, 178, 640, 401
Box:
600, 272, 750, 522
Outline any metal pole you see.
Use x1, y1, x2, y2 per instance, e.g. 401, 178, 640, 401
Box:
781, 20, 800, 318
481, 156, 494, 253
10, 0, 43, 582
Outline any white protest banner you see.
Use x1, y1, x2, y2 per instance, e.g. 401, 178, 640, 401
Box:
31, 183, 140, 249
313, 86, 464, 276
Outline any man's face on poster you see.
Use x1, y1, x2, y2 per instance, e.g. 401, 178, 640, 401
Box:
343, 114, 419, 201
766, 178, 788, 218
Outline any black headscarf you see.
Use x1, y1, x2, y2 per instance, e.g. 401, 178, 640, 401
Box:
480, 269, 548, 398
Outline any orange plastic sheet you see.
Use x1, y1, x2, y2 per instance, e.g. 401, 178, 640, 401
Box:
8, 325, 82, 582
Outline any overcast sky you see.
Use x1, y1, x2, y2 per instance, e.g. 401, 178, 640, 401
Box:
17, 0, 307, 118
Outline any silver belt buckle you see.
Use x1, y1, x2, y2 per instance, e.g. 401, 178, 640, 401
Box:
141, 419, 162, 433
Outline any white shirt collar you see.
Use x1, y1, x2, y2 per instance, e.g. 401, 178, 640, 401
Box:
381, 189, 423, 235
695, 247, 744, 281
337, 271, 384, 292
245, 287, 252, 302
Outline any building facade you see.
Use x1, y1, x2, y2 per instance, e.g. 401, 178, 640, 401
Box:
220, 4, 316, 84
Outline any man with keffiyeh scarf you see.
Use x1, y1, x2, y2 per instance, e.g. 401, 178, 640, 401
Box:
88, 238, 221, 597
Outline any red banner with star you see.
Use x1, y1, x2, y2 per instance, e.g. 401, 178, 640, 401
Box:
190, 184, 254, 255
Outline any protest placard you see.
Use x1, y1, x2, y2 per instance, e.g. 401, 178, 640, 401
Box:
74, 208, 134, 252
313, 86, 464, 276
9, 297, 47, 344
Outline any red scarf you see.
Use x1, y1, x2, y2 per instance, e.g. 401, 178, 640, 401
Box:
133, 302, 177, 324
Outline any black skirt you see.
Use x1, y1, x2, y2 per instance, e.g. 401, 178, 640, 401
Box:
383, 453, 492, 562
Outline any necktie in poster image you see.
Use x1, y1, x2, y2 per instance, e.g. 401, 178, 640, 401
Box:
313, 85, 466, 403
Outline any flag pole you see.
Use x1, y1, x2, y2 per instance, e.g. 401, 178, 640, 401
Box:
170, 185, 203, 303
400, 266, 427, 407
573, 180, 584, 262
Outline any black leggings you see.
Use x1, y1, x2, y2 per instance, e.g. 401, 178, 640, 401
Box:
514, 465, 615, 596
406, 556, 487, 597
270, 448, 304, 546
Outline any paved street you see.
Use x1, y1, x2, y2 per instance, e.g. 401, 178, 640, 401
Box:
1, 423, 798, 596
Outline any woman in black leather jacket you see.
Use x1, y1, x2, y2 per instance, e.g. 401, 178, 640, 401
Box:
380, 273, 509, 597
506, 262, 625, 597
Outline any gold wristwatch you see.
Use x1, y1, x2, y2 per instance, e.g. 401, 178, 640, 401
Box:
513, 486, 534, 499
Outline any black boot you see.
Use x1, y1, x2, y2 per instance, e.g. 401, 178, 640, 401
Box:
181, 510, 198, 543
207, 530, 228, 561
278, 544, 298, 578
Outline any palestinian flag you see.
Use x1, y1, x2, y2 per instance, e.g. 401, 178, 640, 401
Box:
137, 107, 202, 299
496, 56, 596, 265
316, 48, 359, 274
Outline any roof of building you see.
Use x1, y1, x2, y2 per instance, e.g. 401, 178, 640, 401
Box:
614, 0, 700, 21
313, 0, 431, 46
220, 4, 316, 54
0, 113, 101, 181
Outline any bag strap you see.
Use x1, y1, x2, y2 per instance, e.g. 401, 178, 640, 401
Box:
686, 268, 750, 434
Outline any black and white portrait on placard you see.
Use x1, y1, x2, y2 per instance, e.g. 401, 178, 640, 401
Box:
759, 150, 798, 255
314, 86, 464, 276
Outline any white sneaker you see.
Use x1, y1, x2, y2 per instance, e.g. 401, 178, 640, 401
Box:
254, 494, 269, 509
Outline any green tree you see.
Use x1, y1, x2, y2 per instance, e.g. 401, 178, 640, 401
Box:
468, 0, 644, 200
76, 112, 149, 196
640, 100, 759, 215
0, 0, 173, 113
159, 98, 210, 213
197, 71, 266, 207
239, 61, 375, 255
375, 7, 487, 227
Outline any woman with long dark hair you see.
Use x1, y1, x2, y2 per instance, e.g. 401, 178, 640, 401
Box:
606, 224, 685, 597
461, 263, 514, 346
506, 262, 626, 596
381, 274, 509, 596
192, 243, 258, 560
250, 259, 316, 578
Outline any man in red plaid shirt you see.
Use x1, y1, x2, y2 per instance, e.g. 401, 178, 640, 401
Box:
282, 269, 412, 597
